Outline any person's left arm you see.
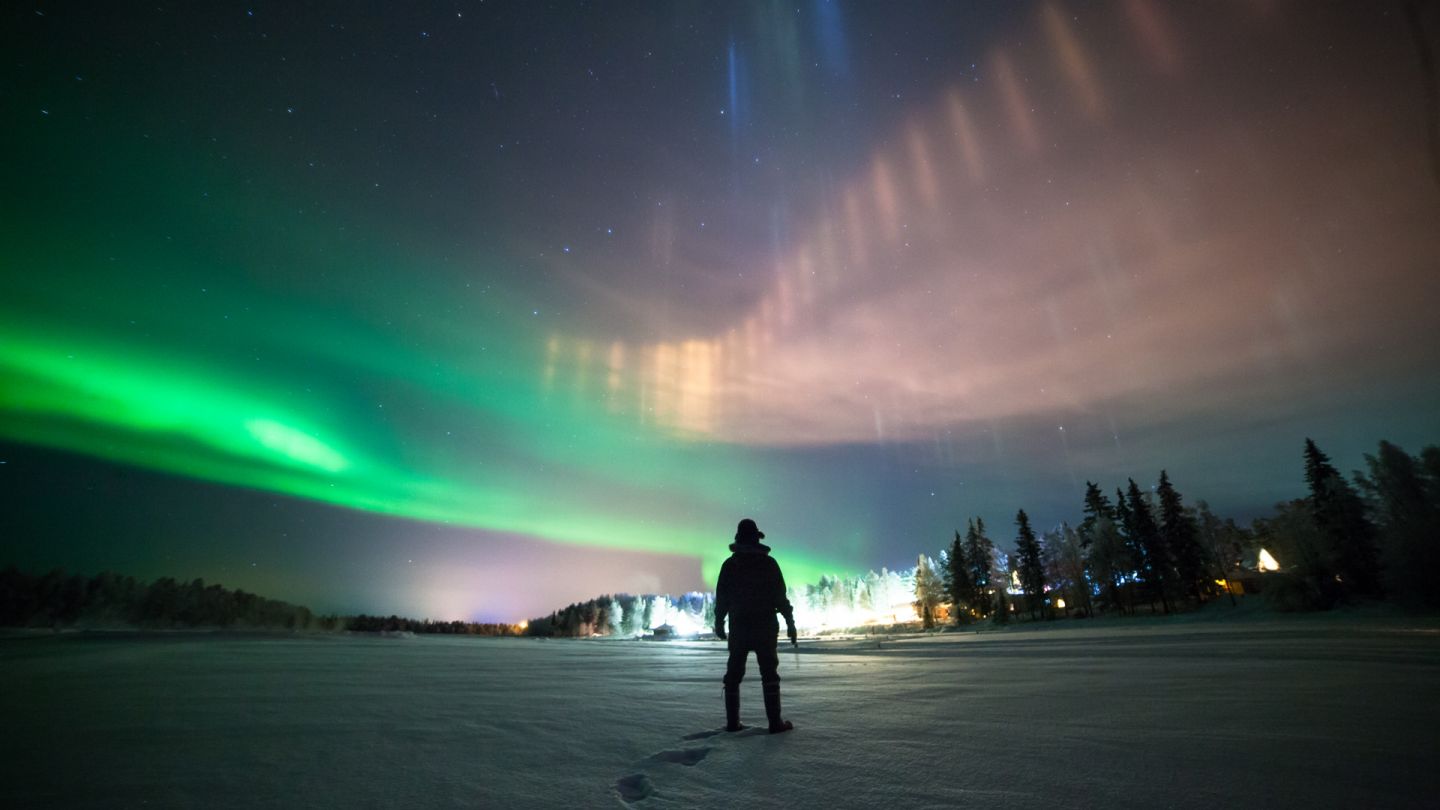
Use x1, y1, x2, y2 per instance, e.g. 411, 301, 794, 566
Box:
772, 560, 797, 643
714, 561, 731, 639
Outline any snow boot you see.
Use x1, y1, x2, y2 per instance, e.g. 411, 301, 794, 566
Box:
762, 683, 794, 734
724, 685, 745, 732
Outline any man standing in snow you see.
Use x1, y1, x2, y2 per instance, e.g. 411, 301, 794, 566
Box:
714, 518, 797, 734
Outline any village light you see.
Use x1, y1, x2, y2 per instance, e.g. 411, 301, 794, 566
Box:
1258, 548, 1281, 572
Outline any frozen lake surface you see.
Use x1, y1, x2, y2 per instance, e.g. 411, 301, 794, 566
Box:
5, 617, 1439, 808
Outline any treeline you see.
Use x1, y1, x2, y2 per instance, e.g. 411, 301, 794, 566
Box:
526, 592, 714, 637
917, 477, 1250, 626
345, 614, 521, 636
917, 437, 1440, 625
529, 437, 1440, 635
0, 568, 524, 635
0, 568, 321, 630
1254, 439, 1440, 610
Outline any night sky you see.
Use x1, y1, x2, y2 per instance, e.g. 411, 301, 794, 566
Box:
3, 2, 1438, 622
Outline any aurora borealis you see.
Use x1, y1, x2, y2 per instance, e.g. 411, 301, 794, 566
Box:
3, 3, 1438, 621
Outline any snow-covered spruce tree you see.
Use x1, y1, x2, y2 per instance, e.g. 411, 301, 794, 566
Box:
1042, 523, 1091, 618
860, 570, 879, 613
640, 598, 654, 633
912, 554, 944, 629
1013, 510, 1047, 619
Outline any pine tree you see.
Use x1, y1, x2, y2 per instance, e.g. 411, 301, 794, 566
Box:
944, 531, 973, 623
1156, 470, 1205, 602
1013, 509, 1047, 619
1085, 513, 1131, 614
1080, 481, 1114, 547
1357, 441, 1440, 606
993, 585, 1010, 624
964, 518, 994, 617
1113, 487, 1133, 551
1304, 438, 1381, 597
1125, 479, 1172, 613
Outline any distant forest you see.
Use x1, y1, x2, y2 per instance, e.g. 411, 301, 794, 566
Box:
526, 438, 1440, 637
0, 569, 521, 636
5, 438, 1433, 638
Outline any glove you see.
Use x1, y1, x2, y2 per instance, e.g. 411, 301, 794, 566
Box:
714, 622, 727, 640
787, 624, 798, 645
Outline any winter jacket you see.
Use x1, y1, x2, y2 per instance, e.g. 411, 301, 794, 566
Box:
715, 543, 795, 629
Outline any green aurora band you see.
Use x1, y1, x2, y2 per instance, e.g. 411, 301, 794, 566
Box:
0, 136, 847, 587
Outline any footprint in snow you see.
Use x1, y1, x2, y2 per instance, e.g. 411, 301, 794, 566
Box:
647, 746, 711, 766
613, 747, 712, 803
614, 772, 654, 802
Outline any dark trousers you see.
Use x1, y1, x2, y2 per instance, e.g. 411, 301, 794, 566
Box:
723, 622, 780, 686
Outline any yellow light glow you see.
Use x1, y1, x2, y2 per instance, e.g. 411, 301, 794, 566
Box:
1055, 598, 1066, 609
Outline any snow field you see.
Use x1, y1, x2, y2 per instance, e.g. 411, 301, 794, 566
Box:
3, 618, 1438, 808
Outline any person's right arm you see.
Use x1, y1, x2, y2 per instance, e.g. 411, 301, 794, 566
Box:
771, 560, 797, 643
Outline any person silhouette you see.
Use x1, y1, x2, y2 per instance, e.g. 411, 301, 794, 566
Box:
713, 518, 796, 733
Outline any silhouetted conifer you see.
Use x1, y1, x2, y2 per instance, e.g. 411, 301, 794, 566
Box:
943, 531, 973, 623
1013, 510, 1047, 619
964, 518, 995, 617
1357, 440, 1440, 606
1080, 482, 1114, 547
1304, 438, 1381, 597
1157, 471, 1205, 602
1125, 479, 1172, 613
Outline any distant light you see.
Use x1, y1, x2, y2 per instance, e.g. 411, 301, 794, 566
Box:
1055, 598, 1066, 609
1258, 548, 1281, 572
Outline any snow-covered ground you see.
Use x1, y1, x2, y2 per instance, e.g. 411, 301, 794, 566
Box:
4, 617, 1439, 808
